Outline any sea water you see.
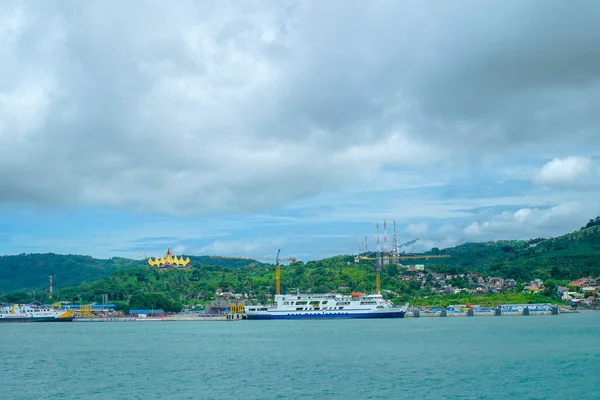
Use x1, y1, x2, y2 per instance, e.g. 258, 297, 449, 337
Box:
1, 312, 599, 399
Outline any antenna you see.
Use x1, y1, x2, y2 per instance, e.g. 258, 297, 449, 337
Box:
376, 223, 381, 294
393, 221, 398, 262
376, 223, 380, 266
383, 220, 389, 266
49, 275, 53, 299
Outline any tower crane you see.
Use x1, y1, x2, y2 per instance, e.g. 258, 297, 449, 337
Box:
210, 250, 297, 295
398, 238, 419, 252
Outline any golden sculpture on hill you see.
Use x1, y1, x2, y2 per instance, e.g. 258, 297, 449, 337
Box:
148, 248, 191, 268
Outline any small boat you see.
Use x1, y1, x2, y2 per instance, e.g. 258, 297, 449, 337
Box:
0, 304, 75, 323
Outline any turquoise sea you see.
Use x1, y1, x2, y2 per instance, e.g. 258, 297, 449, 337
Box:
1, 312, 599, 399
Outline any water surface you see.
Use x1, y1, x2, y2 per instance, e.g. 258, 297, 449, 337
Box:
2, 312, 598, 399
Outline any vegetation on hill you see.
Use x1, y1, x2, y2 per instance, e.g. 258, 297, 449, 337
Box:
0, 253, 141, 294
2, 256, 388, 309
0, 254, 569, 311
425, 225, 600, 280
1, 217, 599, 310
581, 216, 600, 230
0, 253, 260, 293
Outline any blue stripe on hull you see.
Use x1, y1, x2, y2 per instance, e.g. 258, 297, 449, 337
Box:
247, 312, 405, 320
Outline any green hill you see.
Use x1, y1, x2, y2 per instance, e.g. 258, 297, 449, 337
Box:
0, 253, 261, 294
23, 255, 376, 311
2, 218, 600, 308
425, 225, 600, 280
0, 253, 142, 294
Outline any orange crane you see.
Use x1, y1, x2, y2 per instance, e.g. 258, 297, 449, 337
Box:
358, 254, 451, 294
210, 249, 297, 295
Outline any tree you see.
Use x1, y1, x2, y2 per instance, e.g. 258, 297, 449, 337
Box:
129, 292, 180, 312
408, 279, 422, 292
2, 291, 30, 303
190, 269, 201, 281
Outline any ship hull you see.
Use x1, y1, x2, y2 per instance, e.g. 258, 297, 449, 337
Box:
246, 311, 405, 320
0, 317, 74, 323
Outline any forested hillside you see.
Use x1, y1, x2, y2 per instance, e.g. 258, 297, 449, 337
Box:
426, 225, 600, 279
0, 253, 141, 294
0, 253, 258, 293
2, 219, 599, 309
2, 255, 387, 310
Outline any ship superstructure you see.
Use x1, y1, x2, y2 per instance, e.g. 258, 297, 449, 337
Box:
245, 292, 408, 319
0, 304, 74, 323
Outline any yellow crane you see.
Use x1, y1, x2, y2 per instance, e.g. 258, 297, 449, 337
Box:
358, 255, 451, 261
210, 249, 297, 295
358, 254, 451, 294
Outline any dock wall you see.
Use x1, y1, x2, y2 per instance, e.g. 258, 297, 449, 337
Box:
73, 314, 243, 322
408, 304, 559, 318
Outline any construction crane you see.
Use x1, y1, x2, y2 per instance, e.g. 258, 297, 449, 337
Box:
358, 254, 451, 294
398, 238, 419, 252
358, 254, 450, 261
210, 250, 297, 295
209, 254, 297, 263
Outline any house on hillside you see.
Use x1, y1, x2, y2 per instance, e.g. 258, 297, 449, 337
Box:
556, 286, 569, 296
562, 291, 584, 301
531, 278, 544, 288
570, 278, 596, 288
581, 286, 597, 294
523, 285, 540, 294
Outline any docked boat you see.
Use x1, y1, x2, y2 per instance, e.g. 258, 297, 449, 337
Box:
245, 292, 409, 320
0, 304, 75, 323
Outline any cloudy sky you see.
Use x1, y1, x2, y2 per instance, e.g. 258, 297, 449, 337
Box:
1, 1, 599, 261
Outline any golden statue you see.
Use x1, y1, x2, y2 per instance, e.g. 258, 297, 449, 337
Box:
148, 248, 191, 268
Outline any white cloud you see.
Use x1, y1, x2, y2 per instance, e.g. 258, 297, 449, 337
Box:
194, 238, 287, 258
0, 2, 599, 217
2, 2, 600, 264
437, 224, 459, 236
462, 202, 588, 240
171, 245, 187, 255
464, 222, 486, 236
405, 223, 428, 236
534, 156, 599, 188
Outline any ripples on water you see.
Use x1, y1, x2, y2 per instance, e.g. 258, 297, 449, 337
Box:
1, 312, 599, 399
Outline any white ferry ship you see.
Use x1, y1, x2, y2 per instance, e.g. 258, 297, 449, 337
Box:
245, 292, 409, 320
0, 304, 74, 323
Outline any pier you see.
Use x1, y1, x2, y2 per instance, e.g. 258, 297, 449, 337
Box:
407, 304, 561, 318
73, 313, 245, 322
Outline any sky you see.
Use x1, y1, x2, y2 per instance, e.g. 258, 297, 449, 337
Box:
1, 1, 599, 261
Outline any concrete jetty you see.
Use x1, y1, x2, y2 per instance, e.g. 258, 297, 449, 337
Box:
406, 304, 560, 318
73, 314, 245, 322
